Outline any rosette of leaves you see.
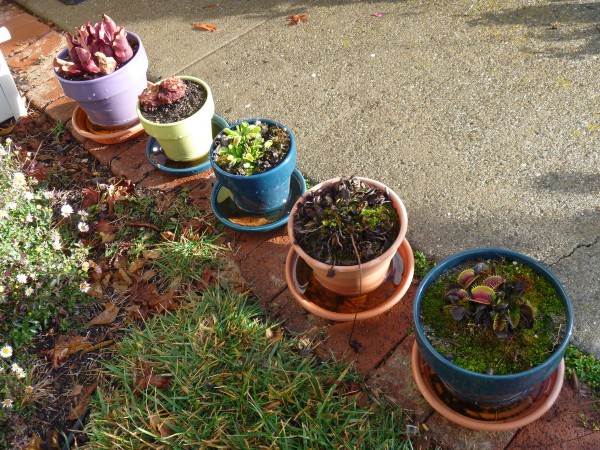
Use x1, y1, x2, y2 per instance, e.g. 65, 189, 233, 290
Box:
213, 121, 290, 176
53, 14, 134, 77
444, 262, 535, 338
138, 77, 187, 112
293, 177, 400, 266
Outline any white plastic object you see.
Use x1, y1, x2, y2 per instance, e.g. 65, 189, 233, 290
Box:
0, 27, 28, 123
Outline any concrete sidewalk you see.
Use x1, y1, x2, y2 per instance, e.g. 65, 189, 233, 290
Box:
2, 0, 600, 447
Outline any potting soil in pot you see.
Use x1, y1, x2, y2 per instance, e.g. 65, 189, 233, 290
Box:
419, 258, 568, 375
139, 80, 207, 123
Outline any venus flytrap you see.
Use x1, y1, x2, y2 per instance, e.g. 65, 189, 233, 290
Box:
214, 121, 273, 175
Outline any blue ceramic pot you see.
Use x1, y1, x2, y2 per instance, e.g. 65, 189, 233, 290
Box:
210, 119, 296, 213
413, 248, 573, 406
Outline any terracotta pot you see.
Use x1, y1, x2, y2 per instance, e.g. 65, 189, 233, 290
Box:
287, 177, 408, 296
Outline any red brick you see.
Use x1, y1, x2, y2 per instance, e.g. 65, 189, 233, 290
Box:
44, 96, 76, 125
508, 385, 600, 449
7, 31, 62, 71
109, 140, 155, 183
0, 7, 52, 56
320, 285, 416, 373
238, 233, 291, 303
370, 335, 434, 423
424, 413, 515, 450
83, 139, 133, 167
24, 75, 64, 110
229, 228, 284, 261
269, 289, 330, 335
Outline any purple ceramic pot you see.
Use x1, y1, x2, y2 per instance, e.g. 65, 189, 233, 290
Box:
54, 31, 148, 128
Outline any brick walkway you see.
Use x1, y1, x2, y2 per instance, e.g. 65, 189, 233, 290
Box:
2, 3, 599, 448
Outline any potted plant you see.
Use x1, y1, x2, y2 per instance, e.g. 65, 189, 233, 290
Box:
413, 248, 573, 415
209, 119, 296, 213
287, 176, 409, 299
53, 14, 148, 128
137, 76, 215, 162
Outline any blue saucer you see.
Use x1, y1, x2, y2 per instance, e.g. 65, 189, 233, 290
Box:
146, 114, 228, 176
211, 168, 306, 233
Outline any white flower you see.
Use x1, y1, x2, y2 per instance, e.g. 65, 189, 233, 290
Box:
24, 287, 33, 296
77, 222, 89, 233
43, 191, 54, 200
60, 204, 74, 217
0, 147, 6, 157
6, 202, 17, 210
1, 399, 13, 409
23, 191, 34, 201
30, 178, 38, 185
78, 210, 89, 219
79, 281, 90, 293
15, 369, 26, 379
0, 210, 7, 219
16, 274, 27, 284
25, 214, 34, 223
11, 363, 21, 373
13, 172, 26, 189
5, 138, 12, 145
52, 240, 62, 251
0, 345, 13, 358
81, 262, 90, 272
51, 230, 60, 242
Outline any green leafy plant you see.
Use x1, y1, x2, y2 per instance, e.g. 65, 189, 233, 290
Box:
213, 121, 290, 176
0, 139, 90, 346
445, 261, 535, 338
565, 344, 600, 390
414, 250, 435, 279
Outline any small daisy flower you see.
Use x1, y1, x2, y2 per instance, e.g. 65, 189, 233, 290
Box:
13, 172, 26, 189
60, 204, 74, 217
43, 191, 54, 200
0, 210, 8, 219
15, 369, 26, 379
81, 261, 90, 272
79, 281, 90, 293
24, 287, 34, 296
0, 345, 13, 358
51, 230, 61, 241
23, 191, 34, 201
25, 214, 34, 223
78, 210, 89, 219
11, 363, 21, 374
77, 222, 89, 233
6, 202, 17, 210
52, 240, 62, 251
5, 138, 12, 145
16, 274, 27, 284
1, 399, 13, 409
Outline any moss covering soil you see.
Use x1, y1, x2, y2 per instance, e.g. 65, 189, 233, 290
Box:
419, 258, 568, 375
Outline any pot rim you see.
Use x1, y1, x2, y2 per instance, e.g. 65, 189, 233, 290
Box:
288, 176, 409, 272
209, 118, 296, 180
54, 31, 144, 86
413, 247, 574, 380
135, 76, 213, 128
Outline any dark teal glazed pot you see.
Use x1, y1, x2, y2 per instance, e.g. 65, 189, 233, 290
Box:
209, 119, 296, 213
413, 248, 573, 406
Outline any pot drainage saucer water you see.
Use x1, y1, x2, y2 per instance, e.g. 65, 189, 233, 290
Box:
411, 341, 564, 432
285, 239, 414, 321
71, 105, 144, 144
211, 168, 306, 232
146, 114, 229, 176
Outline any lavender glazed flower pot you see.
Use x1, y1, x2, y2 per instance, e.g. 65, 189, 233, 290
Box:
54, 31, 148, 128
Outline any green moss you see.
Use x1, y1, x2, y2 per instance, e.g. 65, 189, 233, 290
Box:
420, 259, 567, 375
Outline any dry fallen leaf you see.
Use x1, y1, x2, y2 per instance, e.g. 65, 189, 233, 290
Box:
265, 326, 283, 343
41, 335, 91, 370
134, 361, 171, 395
149, 413, 176, 438
67, 380, 99, 420
87, 302, 120, 327
192, 23, 217, 32
287, 14, 308, 25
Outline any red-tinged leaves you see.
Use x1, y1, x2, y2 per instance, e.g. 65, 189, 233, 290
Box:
471, 285, 496, 303
81, 188, 100, 209
134, 361, 171, 395
457, 269, 477, 288
87, 302, 120, 327
192, 23, 217, 32
41, 335, 91, 370
482, 276, 504, 289
287, 14, 309, 25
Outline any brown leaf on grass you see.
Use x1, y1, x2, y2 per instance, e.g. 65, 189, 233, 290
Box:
134, 361, 171, 395
265, 327, 283, 343
66, 380, 99, 420
149, 414, 176, 438
125, 221, 160, 231
161, 231, 176, 241
192, 22, 217, 32
87, 281, 104, 299
130, 282, 178, 314
182, 217, 214, 240
287, 14, 308, 25
128, 257, 146, 274
41, 335, 91, 370
130, 281, 159, 304
87, 302, 120, 327
143, 249, 162, 260
148, 289, 178, 313
125, 304, 149, 321
81, 187, 100, 209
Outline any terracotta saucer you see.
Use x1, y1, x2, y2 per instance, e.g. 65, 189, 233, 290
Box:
411, 341, 564, 431
285, 239, 414, 321
71, 106, 144, 144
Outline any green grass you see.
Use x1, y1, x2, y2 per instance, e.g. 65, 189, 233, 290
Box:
85, 288, 414, 449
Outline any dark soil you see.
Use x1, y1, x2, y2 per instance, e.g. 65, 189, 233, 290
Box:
139, 80, 207, 124
56, 40, 140, 82
292, 177, 400, 266
213, 122, 291, 176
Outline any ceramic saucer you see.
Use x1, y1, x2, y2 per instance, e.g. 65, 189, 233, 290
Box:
411, 341, 564, 431
211, 168, 306, 232
71, 105, 144, 144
